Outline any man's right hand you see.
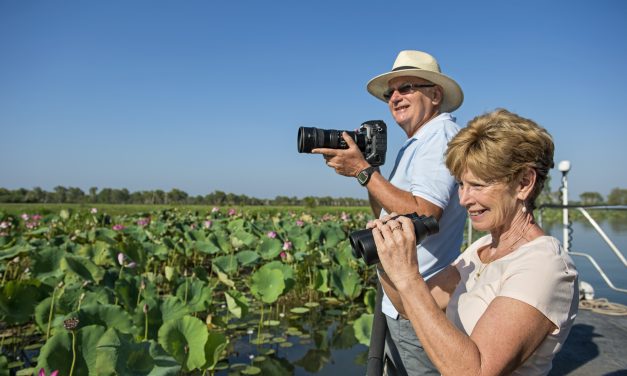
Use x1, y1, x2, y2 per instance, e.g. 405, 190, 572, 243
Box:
311, 132, 370, 177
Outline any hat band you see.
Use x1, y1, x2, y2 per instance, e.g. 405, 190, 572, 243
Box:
392, 66, 423, 71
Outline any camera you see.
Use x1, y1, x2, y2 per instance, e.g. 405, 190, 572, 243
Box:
349, 213, 439, 265
297, 120, 387, 167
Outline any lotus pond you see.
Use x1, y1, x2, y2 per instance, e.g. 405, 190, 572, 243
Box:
0, 207, 377, 375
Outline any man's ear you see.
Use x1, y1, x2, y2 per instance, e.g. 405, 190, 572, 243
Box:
517, 168, 537, 201
432, 86, 443, 106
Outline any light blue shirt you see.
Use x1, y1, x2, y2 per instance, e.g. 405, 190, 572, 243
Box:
380, 112, 467, 318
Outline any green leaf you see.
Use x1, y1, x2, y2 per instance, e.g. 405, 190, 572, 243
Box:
290, 307, 309, 314
330, 265, 362, 301
230, 229, 257, 248
225, 290, 249, 319
212, 255, 238, 274
314, 268, 330, 293
0, 355, 9, 376
321, 224, 346, 248
95, 329, 153, 375
250, 268, 285, 304
31, 246, 65, 279
158, 315, 208, 371
194, 240, 220, 255
289, 235, 308, 251
175, 279, 213, 313
62, 254, 105, 283
159, 296, 189, 322
203, 331, 228, 370
0, 280, 46, 325
236, 250, 260, 266
226, 219, 245, 232
353, 313, 373, 346
77, 304, 136, 335
35, 324, 106, 376
256, 238, 282, 260
0, 243, 32, 260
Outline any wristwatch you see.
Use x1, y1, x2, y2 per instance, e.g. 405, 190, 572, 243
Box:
356, 166, 377, 186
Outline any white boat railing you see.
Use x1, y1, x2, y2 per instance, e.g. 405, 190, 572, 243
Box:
537, 204, 627, 294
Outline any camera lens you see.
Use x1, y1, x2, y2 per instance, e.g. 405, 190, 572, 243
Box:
298, 127, 316, 153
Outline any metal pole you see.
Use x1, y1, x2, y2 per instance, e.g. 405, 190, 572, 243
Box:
562, 172, 569, 252
558, 160, 571, 252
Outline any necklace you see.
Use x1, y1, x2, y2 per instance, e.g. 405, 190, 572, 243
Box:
474, 225, 532, 280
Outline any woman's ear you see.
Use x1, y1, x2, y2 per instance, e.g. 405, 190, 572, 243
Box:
517, 168, 537, 201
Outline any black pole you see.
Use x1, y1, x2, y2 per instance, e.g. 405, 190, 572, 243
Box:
367, 280, 387, 376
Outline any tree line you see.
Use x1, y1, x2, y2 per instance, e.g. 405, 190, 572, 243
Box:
0, 186, 369, 207
2, 185, 626, 207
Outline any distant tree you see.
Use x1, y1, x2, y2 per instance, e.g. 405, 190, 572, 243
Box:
53, 186, 67, 203
580, 192, 604, 205
303, 196, 317, 208
167, 188, 188, 204
607, 188, 627, 205
89, 187, 98, 203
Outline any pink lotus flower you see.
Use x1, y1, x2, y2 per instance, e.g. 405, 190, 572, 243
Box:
282, 241, 292, 251
113, 224, 125, 231
39, 368, 59, 376
137, 218, 150, 227
32, 214, 43, 221
91, 207, 98, 214
296, 220, 304, 227
228, 208, 237, 216
211, 207, 220, 213
203, 220, 213, 229
280, 251, 287, 259
341, 212, 350, 221
21, 213, 29, 221
0, 221, 10, 229
267, 231, 277, 238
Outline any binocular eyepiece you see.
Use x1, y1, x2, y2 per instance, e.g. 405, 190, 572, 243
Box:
349, 213, 439, 265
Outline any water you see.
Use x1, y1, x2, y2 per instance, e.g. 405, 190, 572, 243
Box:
545, 220, 627, 305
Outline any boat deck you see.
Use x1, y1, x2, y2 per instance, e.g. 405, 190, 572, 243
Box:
550, 306, 627, 375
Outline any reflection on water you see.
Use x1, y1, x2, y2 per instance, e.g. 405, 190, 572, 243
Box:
545, 220, 627, 305
215, 302, 368, 375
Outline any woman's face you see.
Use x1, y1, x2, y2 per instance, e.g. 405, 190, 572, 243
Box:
458, 169, 520, 233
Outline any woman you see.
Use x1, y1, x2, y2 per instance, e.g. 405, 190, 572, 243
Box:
371, 109, 578, 375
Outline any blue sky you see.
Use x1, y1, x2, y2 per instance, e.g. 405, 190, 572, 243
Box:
1, 0, 626, 200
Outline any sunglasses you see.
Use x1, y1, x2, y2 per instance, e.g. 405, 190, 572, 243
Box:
383, 83, 436, 101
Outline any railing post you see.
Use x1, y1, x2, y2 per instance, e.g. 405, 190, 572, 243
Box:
558, 160, 571, 252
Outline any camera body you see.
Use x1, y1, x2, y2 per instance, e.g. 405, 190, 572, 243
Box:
297, 120, 387, 167
349, 213, 439, 266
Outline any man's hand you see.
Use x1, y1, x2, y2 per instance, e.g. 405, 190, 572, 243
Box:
311, 132, 370, 177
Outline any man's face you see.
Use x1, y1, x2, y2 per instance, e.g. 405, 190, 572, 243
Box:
386, 76, 441, 136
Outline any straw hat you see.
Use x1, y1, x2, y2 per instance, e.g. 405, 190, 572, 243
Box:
367, 50, 463, 113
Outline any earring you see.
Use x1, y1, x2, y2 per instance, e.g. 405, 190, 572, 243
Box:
522, 205, 527, 213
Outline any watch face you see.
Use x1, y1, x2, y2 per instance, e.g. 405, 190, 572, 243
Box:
357, 171, 369, 185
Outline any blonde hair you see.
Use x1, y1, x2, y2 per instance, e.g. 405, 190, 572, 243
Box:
445, 109, 554, 209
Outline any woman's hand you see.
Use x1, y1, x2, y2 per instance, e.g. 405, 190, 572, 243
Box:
372, 215, 422, 290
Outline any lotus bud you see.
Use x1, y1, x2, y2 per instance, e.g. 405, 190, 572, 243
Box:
63, 317, 79, 331
143, 304, 149, 314
117, 253, 125, 266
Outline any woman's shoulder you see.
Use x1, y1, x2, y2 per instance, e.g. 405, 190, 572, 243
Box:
508, 235, 577, 274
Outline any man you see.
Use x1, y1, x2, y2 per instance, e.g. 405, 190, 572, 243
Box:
312, 50, 467, 375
